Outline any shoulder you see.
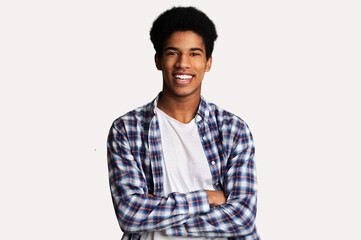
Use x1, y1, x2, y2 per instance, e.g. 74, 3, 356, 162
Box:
111, 100, 154, 132
204, 99, 255, 156
204, 99, 249, 133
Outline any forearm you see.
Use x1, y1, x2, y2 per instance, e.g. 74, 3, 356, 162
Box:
111, 188, 210, 234
164, 193, 257, 238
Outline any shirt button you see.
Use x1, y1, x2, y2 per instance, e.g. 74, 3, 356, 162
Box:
211, 161, 216, 165
215, 182, 219, 186
202, 136, 206, 140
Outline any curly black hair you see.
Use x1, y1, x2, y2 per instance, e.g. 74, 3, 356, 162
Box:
150, 6, 218, 60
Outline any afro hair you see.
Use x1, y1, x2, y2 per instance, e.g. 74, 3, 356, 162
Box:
150, 6, 218, 60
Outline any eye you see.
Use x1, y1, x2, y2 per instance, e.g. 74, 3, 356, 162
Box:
166, 51, 178, 56
190, 52, 201, 56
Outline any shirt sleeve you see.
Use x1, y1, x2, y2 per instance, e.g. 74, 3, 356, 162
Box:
164, 122, 259, 239
107, 120, 211, 234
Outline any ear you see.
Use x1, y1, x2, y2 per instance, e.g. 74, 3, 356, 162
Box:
205, 56, 212, 72
155, 53, 162, 70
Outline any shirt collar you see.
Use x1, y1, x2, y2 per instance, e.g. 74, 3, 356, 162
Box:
195, 96, 211, 124
150, 92, 211, 124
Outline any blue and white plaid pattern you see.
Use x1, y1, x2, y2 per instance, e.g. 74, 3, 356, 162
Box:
107, 94, 260, 240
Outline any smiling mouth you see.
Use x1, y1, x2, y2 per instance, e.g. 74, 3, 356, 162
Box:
173, 74, 194, 84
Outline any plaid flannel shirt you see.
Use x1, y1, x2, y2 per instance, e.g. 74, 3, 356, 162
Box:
107, 94, 260, 240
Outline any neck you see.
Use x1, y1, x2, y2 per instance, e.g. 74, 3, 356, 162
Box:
157, 92, 200, 124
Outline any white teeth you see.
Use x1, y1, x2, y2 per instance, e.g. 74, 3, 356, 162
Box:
175, 75, 193, 80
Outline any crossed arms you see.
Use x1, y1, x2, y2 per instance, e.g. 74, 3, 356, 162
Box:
107, 119, 258, 238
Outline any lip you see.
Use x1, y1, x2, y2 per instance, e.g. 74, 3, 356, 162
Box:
172, 73, 195, 85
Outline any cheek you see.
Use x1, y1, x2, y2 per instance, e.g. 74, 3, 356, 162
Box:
196, 62, 209, 72
163, 61, 175, 72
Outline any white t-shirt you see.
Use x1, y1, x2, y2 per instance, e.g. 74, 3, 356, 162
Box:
140, 107, 225, 240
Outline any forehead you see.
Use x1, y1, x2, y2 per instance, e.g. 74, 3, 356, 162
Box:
163, 31, 205, 50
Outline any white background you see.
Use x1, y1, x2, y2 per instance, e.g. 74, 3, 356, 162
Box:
1, 0, 360, 239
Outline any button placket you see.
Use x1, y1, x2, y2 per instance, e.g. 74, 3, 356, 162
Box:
198, 121, 221, 191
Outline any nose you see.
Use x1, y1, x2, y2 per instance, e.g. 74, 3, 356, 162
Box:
175, 54, 191, 69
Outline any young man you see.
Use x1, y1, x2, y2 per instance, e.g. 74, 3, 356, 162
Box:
107, 7, 260, 240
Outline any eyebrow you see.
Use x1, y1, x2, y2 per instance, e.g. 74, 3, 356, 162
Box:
164, 47, 204, 53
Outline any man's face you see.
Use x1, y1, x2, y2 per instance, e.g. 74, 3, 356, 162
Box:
155, 31, 212, 100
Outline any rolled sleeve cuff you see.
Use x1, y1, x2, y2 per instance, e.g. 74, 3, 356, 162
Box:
185, 190, 210, 215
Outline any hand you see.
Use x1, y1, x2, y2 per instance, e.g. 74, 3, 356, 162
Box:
205, 190, 226, 207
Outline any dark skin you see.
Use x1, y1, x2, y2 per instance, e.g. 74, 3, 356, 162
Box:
205, 190, 226, 207
155, 31, 226, 207
150, 190, 225, 207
